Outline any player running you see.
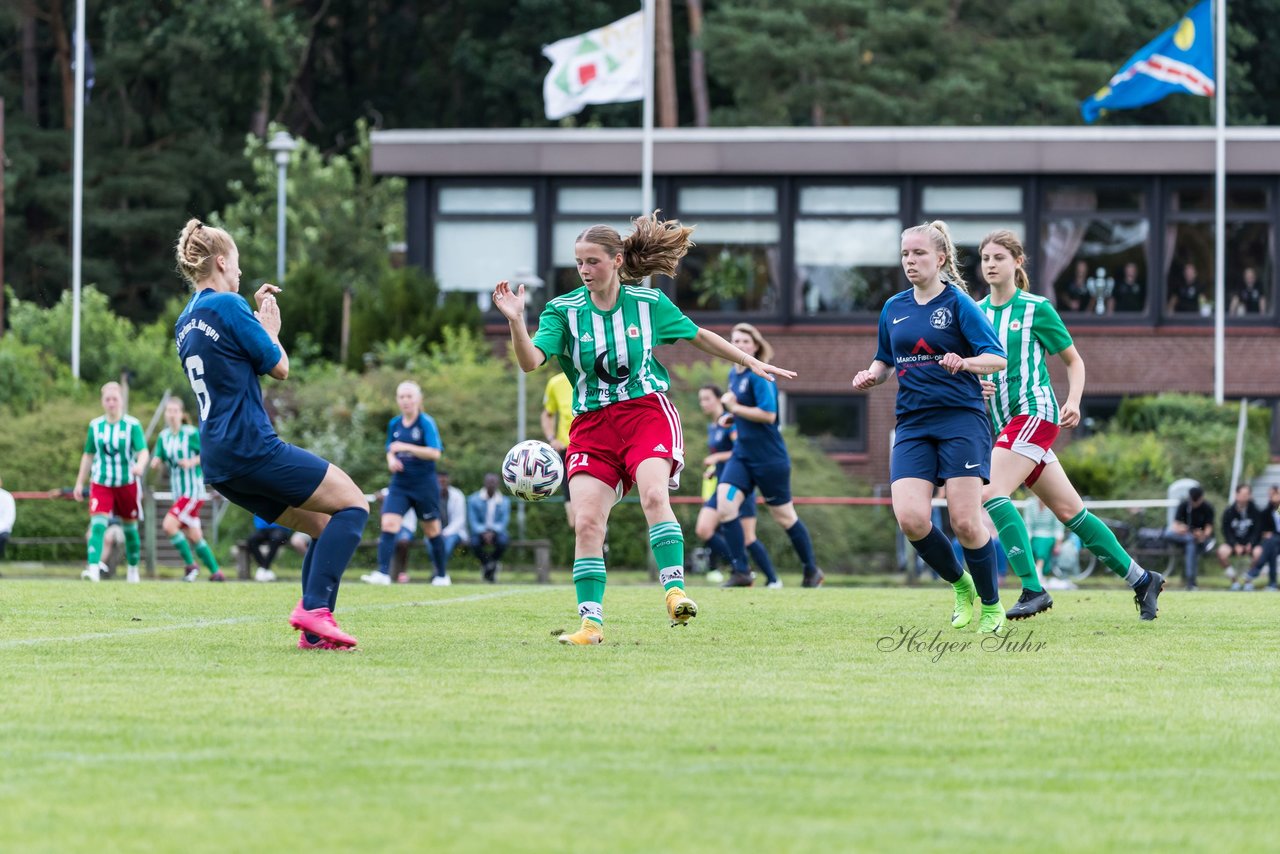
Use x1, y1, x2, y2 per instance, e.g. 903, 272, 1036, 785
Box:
694, 384, 779, 588
151, 397, 224, 581
492, 211, 795, 645
362, 381, 446, 586
715, 324, 822, 588
73, 382, 150, 583
852, 221, 1008, 634
975, 230, 1164, 620
174, 218, 369, 650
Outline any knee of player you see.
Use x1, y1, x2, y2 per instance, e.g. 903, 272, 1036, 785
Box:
574, 513, 608, 547
637, 483, 670, 516
949, 515, 986, 543
380, 516, 402, 534
894, 508, 932, 539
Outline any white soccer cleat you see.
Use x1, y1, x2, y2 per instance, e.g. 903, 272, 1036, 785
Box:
254, 567, 277, 583
183, 567, 200, 583
126, 566, 141, 584
430, 575, 452, 587
361, 571, 392, 586
81, 564, 101, 582
766, 579, 784, 589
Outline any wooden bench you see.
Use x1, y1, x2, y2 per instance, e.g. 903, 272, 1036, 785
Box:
507, 538, 553, 583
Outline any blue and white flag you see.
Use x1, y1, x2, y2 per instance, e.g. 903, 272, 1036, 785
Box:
1080, 0, 1214, 123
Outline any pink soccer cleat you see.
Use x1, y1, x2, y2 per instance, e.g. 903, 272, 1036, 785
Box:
289, 600, 358, 648
297, 634, 351, 650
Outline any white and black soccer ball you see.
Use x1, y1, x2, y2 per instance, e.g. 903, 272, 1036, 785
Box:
501, 439, 565, 502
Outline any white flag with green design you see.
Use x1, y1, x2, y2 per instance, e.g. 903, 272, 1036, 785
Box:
542, 12, 644, 121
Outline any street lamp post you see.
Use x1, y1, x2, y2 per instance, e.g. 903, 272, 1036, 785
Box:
266, 131, 297, 284
509, 268, 544, 539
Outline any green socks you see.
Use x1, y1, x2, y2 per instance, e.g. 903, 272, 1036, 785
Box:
122, 523, 141, 566
984, 496, 1041, 592
194, 540, 220, 573
87, 516, 107, 566
572, 557, 606, 625
1066, 508, 1138, 583
649, 521, 685, 591
171, 533, 195, 565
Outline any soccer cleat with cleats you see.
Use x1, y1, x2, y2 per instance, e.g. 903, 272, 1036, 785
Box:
81, 564, 101, 582
289, 601, 358, 648
558, 618, 604, 645
802, 568, 825, 588
951, 573, 976, 629
209, 570, 226, 582
978, 603, 1007, 636
183, 566, 200, 582
1133, 570, 1164, 621
298, 634, 352, 651
1006, 587, 1053, 621
666, 587, 698, 627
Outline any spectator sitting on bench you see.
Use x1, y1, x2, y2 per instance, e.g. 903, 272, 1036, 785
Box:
1218, 484, 1270, 582
432, 471, 468, 587
1166, 486, 1215, 591
468, 473, 510, 583
245, 515, 310, 582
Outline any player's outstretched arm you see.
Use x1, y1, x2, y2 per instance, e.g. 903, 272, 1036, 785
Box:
690, 328, 796, 382
492, 281, 545, 372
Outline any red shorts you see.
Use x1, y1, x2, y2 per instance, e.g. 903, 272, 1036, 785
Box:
167, 496, 204, 529
566, 394, 685, 497
993, 415, 1060, 487
89, 482, 140, 521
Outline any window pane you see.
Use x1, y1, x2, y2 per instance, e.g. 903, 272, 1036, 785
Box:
1041, 219, 1150, 314
799, 186, 899, 215
438, 187, 534, 214
795, 218, 902, 313
790, 396, 866, 453
1166, 221, 1274, 318
1170, 185, 1270, 213
678, 186, 777, 215
1044, 185, 1146, 213
922, 186, 1022, 214
552, 220, 635, 266
674, 225, 780, 313
557, 186, 642, 214
433, 221, 536, 293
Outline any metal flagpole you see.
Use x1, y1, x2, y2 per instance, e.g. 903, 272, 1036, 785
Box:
71, 0, 86, 380
641, 0, 655, 218
1213, 0, 1226, 404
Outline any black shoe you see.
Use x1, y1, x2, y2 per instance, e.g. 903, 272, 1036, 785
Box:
1005, 587, 1053, 620
482, 563, 496, 583
802, 568, 825, 588
1134, 570, 1164, 620
721, 571, 754, 588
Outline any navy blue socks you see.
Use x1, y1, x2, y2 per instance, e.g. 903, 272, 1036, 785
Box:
910, 526, 965, 584
963, 540, 1001, 605
302, 506, 369, 611
784, 519, 816, 573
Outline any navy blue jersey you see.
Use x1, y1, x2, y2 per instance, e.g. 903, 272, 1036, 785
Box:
726, 367, 789, 465
707, 416, 735, 480
175, 289, 284, 482
874, 285, 1005, 419
387, 413, 442, 485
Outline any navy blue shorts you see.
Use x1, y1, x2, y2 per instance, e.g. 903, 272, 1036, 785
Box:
705, 487, 757, 518
383, 478, 440, 523
891, 409, 992, 486
210, 444, 330, 523
719, 457, 792, 507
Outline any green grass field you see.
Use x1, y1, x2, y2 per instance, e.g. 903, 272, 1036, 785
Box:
1, 577, 1276, 853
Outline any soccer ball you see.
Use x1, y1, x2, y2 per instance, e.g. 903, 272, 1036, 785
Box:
501, 440, 565, 502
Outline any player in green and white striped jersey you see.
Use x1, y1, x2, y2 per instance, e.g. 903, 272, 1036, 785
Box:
494, 212, 795, 645
151, 397, 223, 581
976, 231, 1163, 621
73, 382, 150, 583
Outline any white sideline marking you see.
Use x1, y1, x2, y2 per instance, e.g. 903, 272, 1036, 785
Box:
0, 587, 557, 650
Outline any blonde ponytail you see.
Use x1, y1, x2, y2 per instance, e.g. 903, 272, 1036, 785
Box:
902, 221, 967, 294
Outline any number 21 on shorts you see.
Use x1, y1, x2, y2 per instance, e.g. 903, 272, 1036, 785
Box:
568, 452, 589, 472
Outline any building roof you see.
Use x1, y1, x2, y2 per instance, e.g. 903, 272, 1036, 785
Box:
371, 126, 1280, 177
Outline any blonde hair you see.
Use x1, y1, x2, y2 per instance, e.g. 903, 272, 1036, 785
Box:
730, 322, 774, 364
100, 382, 122, 396
396, 380, 423, 399
902, 220, 966, 294
175, 218, 236, 287
979, 230, 1031, 291
576, 210, 695, 282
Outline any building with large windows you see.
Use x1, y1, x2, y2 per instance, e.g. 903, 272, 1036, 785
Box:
372, 126, 1280, 485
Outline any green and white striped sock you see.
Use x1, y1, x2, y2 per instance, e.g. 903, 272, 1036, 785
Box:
649, 521, 685, 591
572, 556, 606, 625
